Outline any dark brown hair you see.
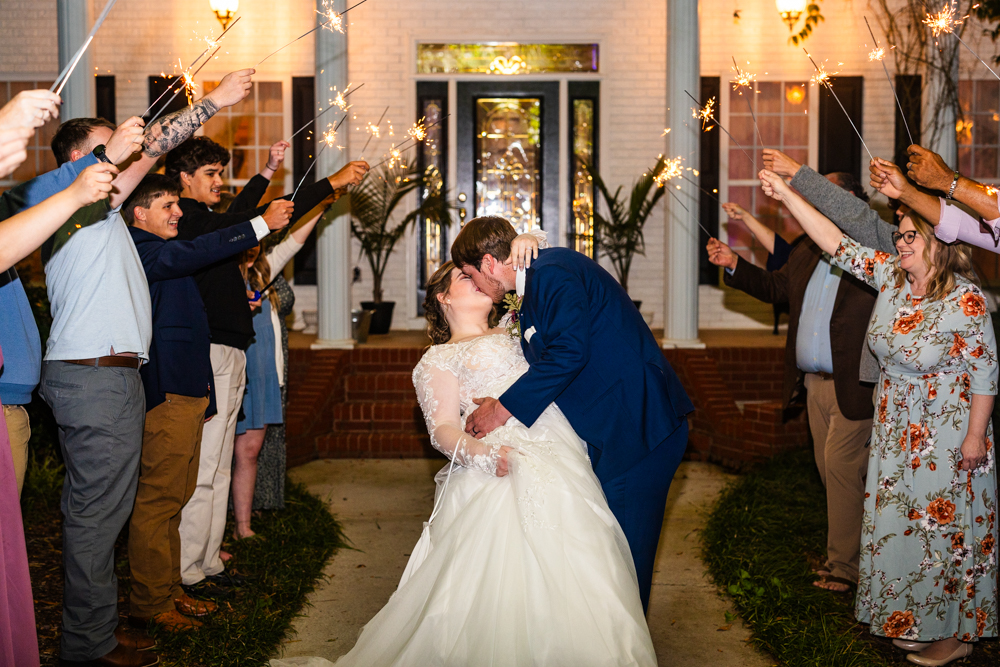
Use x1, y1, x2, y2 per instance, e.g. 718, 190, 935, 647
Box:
450, 216, 517, 270
122, 174, 181, 225
51, 117, 116, 165
164, 136, 231, 182
423, 261, 499, 345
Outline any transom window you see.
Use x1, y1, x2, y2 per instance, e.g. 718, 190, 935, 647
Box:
417, 43, 598, 75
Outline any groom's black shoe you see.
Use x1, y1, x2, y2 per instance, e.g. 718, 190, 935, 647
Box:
181, 580, 231, 600
204, 570, 247, 587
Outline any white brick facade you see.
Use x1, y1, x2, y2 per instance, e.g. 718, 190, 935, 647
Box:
3, 0, 995, 330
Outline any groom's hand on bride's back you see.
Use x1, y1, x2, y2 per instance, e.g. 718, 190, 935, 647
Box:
465, 397, 512, 438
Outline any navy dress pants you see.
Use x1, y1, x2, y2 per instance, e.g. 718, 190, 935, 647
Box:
599, 421, 689, 612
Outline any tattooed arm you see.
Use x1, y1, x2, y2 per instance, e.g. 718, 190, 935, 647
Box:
109, 69, 255, 208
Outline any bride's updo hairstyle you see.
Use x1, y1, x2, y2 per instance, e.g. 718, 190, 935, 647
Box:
423, 261, 501, 345
424, 261, 457, 345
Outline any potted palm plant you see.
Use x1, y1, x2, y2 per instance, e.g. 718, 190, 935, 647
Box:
350, 161, 452, 334
583, 158, 668, 309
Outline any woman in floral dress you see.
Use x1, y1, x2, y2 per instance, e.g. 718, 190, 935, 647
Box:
759, 169, 998, 666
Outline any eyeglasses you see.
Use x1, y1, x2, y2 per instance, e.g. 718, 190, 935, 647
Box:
891, 230, 918, 246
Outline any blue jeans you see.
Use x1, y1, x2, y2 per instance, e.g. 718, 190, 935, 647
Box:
601, 421, 689, 612
40, 361, 145, 661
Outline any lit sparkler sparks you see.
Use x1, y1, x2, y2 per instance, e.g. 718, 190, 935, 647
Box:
692, 97, 715, 130
367, 115, 450, 170
366, 121, 381, 139
650, 154, 716, 237
317, 0, 346, 33
653, 157, 684, 188
146, 45, 222, 124
286, 83, 363, 142
292, 114, 350, 201
731, 57, 765, 164
255, 0, 369, 67
357, 106, 389, 159
865, 17, 913, 146
923, 1, 965, 37
407, 118, 428, 142
683, 90, 755, 168
804, 49, 874, 162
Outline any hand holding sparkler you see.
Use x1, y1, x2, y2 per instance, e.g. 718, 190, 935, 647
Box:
761, 148, 802, 178
905, 145, 955, 192
106, 117, 146, 164
262, 199, 295, 231
263, 140, 291, 179
758, 169, 793, 203
204, 68, 255, 110
0, 90, 61, 130
66, 162, 119, 207
868, 157, 908, 199
706, 237, 739, 271
328, 160, 370, 189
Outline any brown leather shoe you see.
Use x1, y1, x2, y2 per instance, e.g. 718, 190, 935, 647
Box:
93, 642, 159, 666
174, 591, 217, 617
114, 625, 156, 651
151, 609, 203, 632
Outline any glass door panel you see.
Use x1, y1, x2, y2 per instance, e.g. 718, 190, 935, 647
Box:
474, 97, 541, 232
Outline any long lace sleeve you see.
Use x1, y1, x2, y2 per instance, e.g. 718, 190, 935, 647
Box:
413, 354, 502, 476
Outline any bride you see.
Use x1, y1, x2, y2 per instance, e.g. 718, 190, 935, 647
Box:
271, 244, 656, 666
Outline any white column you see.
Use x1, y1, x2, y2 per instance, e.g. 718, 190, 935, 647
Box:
56, 0, 94, 121
662, 0, 704, 349
313, 0, 354, 349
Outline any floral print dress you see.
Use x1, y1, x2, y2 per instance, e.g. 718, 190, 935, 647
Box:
831, 237, 998, 642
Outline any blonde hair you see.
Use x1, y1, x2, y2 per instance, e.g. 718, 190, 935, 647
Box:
241, 246, 280, 312
893, 211, 978, 301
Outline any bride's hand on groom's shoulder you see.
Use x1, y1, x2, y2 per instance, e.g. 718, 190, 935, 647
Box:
510, 232, 542, 270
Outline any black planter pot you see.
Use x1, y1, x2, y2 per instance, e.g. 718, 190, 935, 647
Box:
361, 301, 395, 335
631, 299, 642, 311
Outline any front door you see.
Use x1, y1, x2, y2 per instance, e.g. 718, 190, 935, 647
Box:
456, 82, 559, 233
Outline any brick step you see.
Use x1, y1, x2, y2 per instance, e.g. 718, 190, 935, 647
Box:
316, 432, 440, 459
333, 401, 425, 433
344, 372, 416, 402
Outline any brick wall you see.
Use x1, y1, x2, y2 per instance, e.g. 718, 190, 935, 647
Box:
286, 344, 808, 470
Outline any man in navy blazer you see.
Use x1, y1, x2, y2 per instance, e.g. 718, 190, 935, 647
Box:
457, 216, 693, 610
124, 174, 289, 632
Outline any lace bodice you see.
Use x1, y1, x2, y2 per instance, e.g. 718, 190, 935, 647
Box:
412, 334, 529, 475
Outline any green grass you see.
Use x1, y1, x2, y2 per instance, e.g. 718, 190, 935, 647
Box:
701, 450, 892, 667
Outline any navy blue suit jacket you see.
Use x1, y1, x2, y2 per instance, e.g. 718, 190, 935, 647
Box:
130, 222, 260, 417
498, 248, 694, 483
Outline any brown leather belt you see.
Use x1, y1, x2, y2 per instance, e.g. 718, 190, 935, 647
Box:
63, 356, 143, 369
811, 371, 834, 381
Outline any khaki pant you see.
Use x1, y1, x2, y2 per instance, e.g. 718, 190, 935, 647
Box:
3, 404, 29, 497
128, 393, 209, 618
179, 344, 246, 585
804, 373, 872, 583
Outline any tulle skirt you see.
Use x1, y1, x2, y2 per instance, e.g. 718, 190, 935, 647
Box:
271, 405, 656, 667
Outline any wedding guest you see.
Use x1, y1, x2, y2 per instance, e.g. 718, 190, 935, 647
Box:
232, 206, 326, 533
168, 135, 367, 597
707, 169, 880, 594
759, 168, 998, 666
721, 201, 796, 271
124, 173, 287, 632
37, 70, 253, 667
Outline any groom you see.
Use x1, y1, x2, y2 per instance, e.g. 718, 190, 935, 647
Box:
456, 216, 694, 610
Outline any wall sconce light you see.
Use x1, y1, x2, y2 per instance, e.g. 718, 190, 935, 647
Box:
775, 0, 807, 31
209, 0, 239, 31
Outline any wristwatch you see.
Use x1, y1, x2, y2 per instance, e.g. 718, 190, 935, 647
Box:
93, 144, 113, 165
946, 171, 960, 200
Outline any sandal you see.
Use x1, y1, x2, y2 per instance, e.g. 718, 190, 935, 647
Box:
812, 574, 855, 593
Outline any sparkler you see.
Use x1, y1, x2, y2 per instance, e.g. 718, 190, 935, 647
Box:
146, 46, 222, 124
142, 16, 242, 119
254, 0, 369, 68
368, 115, 448, 170
922, 2, 1000, 84
804, 49, 874, 162
651, 156, 716, 238
286, 82, 364, 141
684, 90, 755, 168
51, 0, 119, 96
731, 57, 765, 159
864, 17, 914, 146
357, 106, 389, 159
292, 114, 349, 201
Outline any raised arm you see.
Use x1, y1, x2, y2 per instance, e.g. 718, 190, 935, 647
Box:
721, 202, 776, 254
108, 69, 255, 208
759, 169, 843, 256
868, 158, 941, 223
139, 220, 263, 283
765, 149, 897, 253
0, 163, 117, 271
707, 237, 791, 305
413, 357, 511, 477
905, 145, 1000, 221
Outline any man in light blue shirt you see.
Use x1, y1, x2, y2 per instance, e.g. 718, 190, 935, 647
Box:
795, 257, 842, 376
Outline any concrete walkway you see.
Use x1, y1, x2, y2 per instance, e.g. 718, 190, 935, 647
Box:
277, 460, 774, 667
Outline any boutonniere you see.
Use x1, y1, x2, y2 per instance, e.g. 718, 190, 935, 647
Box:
499, 293, 523, 339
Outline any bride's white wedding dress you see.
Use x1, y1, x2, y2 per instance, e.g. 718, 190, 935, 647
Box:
271, 333, 656, 667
